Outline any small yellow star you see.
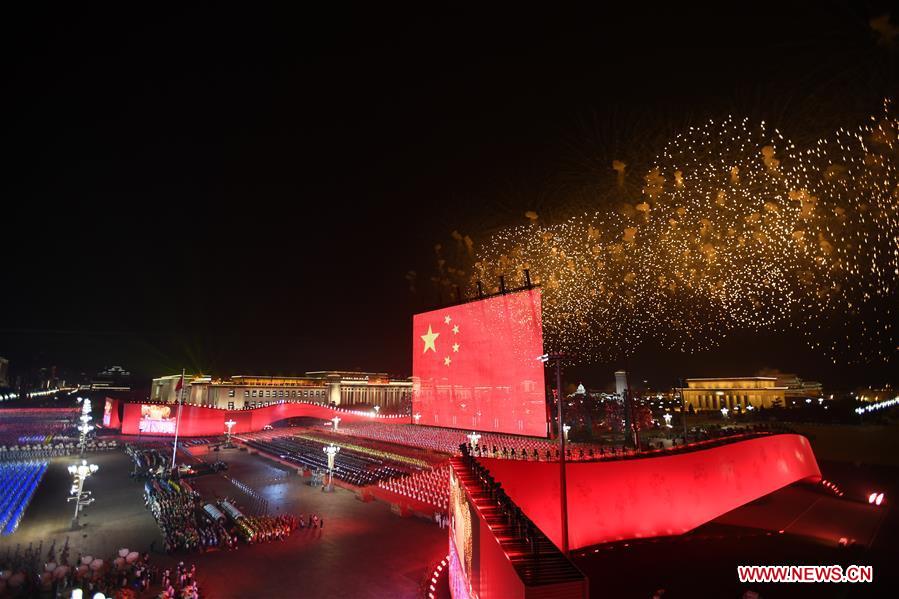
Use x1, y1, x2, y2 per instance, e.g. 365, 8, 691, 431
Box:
452, 325, 459, 334
452, 343, 460, 352
443, 356, 452, 366
444, 315, 452, 325
421, 325, 439, 353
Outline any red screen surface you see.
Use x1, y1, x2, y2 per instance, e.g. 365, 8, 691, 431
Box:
412, 289, 547, 437
480, 434, 822, 550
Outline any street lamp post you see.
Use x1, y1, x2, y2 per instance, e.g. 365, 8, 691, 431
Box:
373, 405, 380, 416
467, 432, 481, 450
323, 444, 340, 490
224, 419, 236, 446
413, 413, 421, 425
77, 398, 93, 457
67, 459, 98, 530
721, 407, 729, 419
331, 416, 341, 431
77, 418, 94, 458
562, 424, 571, 443
538, 352, 570, 556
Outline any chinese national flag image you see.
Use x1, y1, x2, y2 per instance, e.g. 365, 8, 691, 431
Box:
412, 288, 547, 436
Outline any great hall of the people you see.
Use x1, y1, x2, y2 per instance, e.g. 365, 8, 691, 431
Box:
679, 375, 822, 412
150, 371, 412, 411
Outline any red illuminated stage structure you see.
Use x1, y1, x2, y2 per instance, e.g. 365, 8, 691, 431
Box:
447, 433, 822, 599
111, 400, 404, 437
412, 288, 547, 437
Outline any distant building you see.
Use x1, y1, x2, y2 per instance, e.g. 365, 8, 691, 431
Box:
780, 376, 822, 400
680, 377, 787, 412
756, 370, 822, 400
13, 365, 60, 391
0, 357, 8, 387
150, 371, 412, 411
854, 385, 896, 403
91, 365, 132, 391
614, 371, 628, 397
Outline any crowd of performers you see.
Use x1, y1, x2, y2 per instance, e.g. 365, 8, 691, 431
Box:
0, 538, 203, 598
222, 500, 300, 544
144, 478, 233, 553
127, 444, 170, 477
130, 437, 305, 553
144, 478, 303, 552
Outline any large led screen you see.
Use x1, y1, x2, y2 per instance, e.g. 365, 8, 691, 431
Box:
412, 288, 547, 436
103, 398, 113, 427
138, 404, 176, 434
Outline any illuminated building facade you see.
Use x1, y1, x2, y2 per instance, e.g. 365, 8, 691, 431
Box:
90, 365, 132, 391
777, 374, 823, 400
151, 371, 412, 411
854, 386, 896, 403
755, 370, 823, 400
681, 377, 787, 412
614, 370, 628, 396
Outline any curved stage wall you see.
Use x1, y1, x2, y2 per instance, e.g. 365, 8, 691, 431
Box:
119, 401, 401, 436
481, 434, 821, 551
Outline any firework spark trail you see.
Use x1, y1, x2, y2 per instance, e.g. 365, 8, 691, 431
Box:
458, 102, 899, 363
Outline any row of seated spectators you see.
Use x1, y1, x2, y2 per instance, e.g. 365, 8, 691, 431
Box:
0, 439, 117, 461
0, 407, 80, 446
463, 423, 798, 462
378, 464, 450, 511
329, 422, 570, 457
332, 421, 797, 462
237, 434, 413, 487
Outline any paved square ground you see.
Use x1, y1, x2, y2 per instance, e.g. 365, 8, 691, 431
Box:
1, 448, 446, 598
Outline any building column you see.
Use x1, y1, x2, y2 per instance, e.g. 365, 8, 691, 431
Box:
328, 381, 341, 405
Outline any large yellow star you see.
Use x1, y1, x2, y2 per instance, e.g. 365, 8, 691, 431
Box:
421, 325, 439, 353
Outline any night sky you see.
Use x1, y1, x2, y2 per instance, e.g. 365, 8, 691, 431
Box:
2, 4, 896, 389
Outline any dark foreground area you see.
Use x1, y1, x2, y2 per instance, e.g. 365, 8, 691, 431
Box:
1, 447, 446, 598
